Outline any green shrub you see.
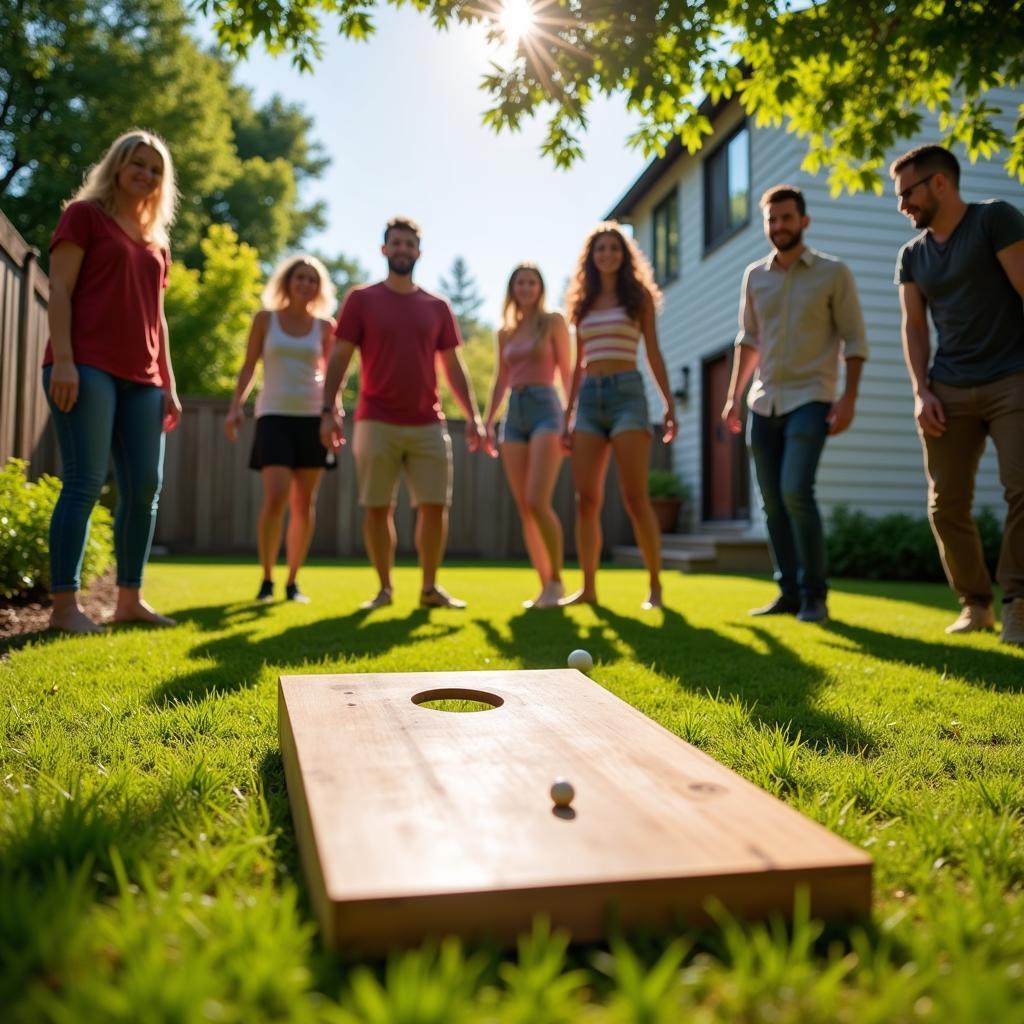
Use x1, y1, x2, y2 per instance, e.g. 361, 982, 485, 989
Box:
648, 469, 690, 500
0, 458, 113, 599
826, 504, 1001, 582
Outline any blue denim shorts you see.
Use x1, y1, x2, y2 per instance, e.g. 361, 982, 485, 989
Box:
500, 385, 563, 444
574, 370, 650, 438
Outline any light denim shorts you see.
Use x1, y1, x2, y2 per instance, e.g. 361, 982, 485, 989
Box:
574, 370, 651, 438
500, 385, 563, 444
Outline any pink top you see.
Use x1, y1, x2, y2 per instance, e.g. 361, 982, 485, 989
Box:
502, 331, 558, 390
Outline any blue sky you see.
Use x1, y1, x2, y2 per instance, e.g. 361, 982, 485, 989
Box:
222, 7, 650, 323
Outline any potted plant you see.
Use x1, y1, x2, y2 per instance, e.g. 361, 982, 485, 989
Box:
648, 469, 690, 534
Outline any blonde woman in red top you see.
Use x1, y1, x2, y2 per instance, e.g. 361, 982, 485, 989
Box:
484, 264, 572, 608
562, 223, 677, 609
43, 130, 181, 633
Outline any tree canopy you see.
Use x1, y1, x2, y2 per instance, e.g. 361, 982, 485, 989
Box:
199, 0, 1024, 191
0, 0, 328, 262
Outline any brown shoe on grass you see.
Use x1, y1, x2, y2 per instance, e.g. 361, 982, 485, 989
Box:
1001, 597, 1024, 646
420, 585, 466, 609
945, 603, 995, 635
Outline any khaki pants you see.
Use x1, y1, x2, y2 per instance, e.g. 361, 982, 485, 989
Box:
923, 371, 1024, 606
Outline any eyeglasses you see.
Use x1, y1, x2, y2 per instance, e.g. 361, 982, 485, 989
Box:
896, 173, 935, 202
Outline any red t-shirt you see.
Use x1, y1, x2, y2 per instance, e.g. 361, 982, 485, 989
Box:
43, 201, 170, 386
335, 282, 461, 424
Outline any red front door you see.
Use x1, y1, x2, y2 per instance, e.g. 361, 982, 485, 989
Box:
702, 351, 750, 521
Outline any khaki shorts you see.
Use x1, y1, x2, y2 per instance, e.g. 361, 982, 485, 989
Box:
353, 419, 453, 508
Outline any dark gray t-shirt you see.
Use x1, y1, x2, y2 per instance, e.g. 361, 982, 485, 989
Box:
895, 200, 1024, 386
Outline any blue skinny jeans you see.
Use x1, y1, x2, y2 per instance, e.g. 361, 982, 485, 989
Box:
749, 401, 830, 601
43, 364, 165, 593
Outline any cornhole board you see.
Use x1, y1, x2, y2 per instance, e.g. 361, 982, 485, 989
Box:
279, 669, 872, 952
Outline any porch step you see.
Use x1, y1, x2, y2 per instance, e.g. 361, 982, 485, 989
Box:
612, 530, 773, 574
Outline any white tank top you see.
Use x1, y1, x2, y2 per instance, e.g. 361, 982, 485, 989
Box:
255, 311, 325, 417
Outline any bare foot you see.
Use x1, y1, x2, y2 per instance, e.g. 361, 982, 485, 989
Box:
50, 605, 105, 634
113, 598, 176, 627
559, 588, 597, 607
533, 581, 565, 609
641, 589, 663, 610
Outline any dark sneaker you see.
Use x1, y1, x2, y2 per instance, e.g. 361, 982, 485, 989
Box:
256, 580, 274, 602
797, 596, 829, 623
420, 585, 467, 609
286, 583, 310, 604
749, 595, 800, 617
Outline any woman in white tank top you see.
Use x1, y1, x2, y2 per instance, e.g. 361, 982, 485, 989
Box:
225, 254, 338, 603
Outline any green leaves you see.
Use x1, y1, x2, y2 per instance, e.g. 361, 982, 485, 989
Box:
205, 0, 1024, 187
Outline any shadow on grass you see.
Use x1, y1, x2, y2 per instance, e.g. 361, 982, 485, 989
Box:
823, 619, 1024, 692
473, 603, 877, 753
152, 606, 460, 704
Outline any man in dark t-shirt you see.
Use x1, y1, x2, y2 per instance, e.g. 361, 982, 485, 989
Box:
320, 216, 485, 610
891, 144, 1024, 644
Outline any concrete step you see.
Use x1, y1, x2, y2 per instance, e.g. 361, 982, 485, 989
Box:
612, 545, 717, 572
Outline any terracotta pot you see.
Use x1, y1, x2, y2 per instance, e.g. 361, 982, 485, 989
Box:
650, 497, 681, 533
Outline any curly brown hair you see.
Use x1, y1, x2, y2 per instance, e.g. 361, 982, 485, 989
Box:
565, 222, 661, 326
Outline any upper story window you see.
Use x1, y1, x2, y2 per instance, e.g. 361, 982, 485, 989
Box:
704, 123, 750, 252
652, 187, 680, 285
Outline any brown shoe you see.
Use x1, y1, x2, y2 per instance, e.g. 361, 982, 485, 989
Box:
420, 585, 466, 609
1001, 597, 1024, 646
945, 603, 995, 635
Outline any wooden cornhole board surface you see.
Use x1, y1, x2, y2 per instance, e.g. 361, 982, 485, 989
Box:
279, 669, 872, 952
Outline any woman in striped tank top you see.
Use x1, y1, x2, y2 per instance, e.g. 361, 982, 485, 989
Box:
225, 255, 338, 604
483, 263, 572, 608
562, 223, 677, 609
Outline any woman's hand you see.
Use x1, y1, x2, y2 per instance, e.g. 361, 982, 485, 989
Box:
483, 422, 499, 458
48, 361, 79, 413
662, 408, 677, 443
163, 390, 182, 433
224, 405, 244, 442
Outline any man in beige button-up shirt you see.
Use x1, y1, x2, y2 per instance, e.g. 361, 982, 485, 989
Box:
722, 184, 868, 623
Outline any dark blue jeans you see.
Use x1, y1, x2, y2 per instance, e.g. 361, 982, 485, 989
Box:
749, 401, 830, 601
43, 364, 165, 592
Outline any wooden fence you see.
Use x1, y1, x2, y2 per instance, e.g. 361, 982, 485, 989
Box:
0, 208, 672, 558
156, 397, 671, 558
0, 207, 57, 474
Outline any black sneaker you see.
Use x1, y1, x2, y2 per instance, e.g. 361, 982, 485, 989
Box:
286, 583, 311, 604
797, 596, 829, 623
256, 580, 274, 602
749, 595, 800, 616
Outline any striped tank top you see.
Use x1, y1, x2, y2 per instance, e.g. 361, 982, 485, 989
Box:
577, 306, 641, 367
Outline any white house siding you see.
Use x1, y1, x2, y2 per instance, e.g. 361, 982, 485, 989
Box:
619, 90, 1024, 530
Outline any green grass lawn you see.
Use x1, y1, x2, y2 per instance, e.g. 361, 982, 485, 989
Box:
2, 561, 1023, 1023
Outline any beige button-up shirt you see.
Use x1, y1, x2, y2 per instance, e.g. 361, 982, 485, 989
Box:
736, 247, 868, 416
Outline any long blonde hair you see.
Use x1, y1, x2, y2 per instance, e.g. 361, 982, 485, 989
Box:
502, 263, 551, 349
69, 130, 178, 249
261, 254, 337, 319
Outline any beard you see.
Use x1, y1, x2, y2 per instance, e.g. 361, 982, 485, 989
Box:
907, 201, 937, 229
386, 254, 417, 276
770, 226, 804, 252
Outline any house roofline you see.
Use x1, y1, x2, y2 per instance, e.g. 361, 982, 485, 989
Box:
604, 93, 735, 222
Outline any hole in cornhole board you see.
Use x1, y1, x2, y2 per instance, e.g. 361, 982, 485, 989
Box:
412, 687, 504, 713
279, 669, 872, 954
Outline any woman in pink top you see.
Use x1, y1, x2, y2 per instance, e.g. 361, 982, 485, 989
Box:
562, 223, 677, 609
484, 264, 572, 608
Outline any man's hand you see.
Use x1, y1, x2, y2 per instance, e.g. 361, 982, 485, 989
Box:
319, 410, 345, 451
826, 393, 856, 435
465, 417, 485, 453
721, 396, 743, 435
914, 386, 946, 437
483, 422, 499, 458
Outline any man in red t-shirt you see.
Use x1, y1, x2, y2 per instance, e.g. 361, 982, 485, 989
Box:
320, 216, 485, 609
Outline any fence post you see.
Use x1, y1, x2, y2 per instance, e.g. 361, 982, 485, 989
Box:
13, 249, 37, 458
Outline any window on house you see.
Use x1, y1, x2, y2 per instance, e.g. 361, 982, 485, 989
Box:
652, 187, 679, 285
704, 123, 750, 251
